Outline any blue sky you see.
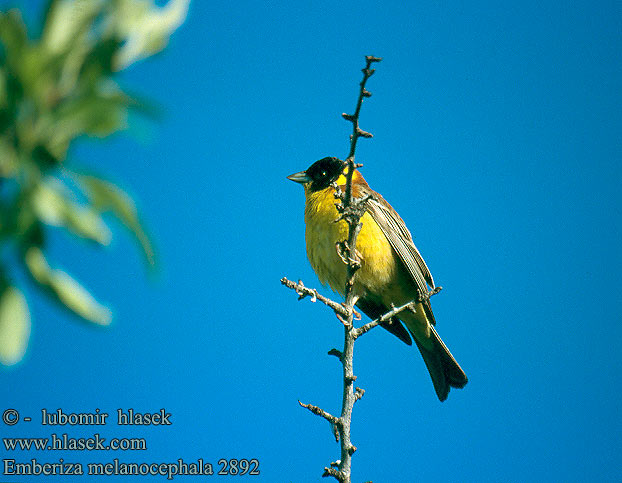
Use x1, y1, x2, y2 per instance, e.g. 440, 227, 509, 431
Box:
3, 0, 621, 481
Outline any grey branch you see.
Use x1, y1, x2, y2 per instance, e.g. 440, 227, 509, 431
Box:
282, 55, 382, 483
354, 387, 365, 403
353, 300, 416, 339
298, 400, 339, 426
354, 287, 443, 339
419, 285, 443, 302
327, 55, 381, 483
323, 467, 345, 481
342, 55, 382, 161
280, 277, 349, 318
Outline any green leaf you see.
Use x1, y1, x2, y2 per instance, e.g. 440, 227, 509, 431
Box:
76, 174, 156, 267
24, 246, 111, 325
77, 37, 124, 90
0, 9, 28, 60
31, 177, 112, 245
0, 67, 7, 110
112, 0, 190, 70
42, 0, 104, 55
0, 284, 31, 365
0, 136, 18, 179
0, 67, 23, 134
51, 271, 111, 325
46, 90, 129, 155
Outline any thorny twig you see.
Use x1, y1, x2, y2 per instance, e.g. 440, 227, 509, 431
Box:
281, 55, 382, 483
326, 55, 382, 483
282, 55, 441, 483
353, 286, 443, 339
280, 277, 349, 318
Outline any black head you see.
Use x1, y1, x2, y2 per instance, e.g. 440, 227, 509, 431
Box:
287, 157, 345, 192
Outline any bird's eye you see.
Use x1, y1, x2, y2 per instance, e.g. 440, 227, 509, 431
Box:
321, 171, 326, 177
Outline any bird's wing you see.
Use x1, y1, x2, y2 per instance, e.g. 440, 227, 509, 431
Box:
366, 194, 435, 308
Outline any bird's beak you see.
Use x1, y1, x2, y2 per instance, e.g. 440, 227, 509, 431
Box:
287, 170, 311, 184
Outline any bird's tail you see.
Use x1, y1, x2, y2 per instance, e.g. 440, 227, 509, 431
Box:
413, 326, 468, 402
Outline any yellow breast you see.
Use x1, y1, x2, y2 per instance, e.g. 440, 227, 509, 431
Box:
304, 187, 398, 298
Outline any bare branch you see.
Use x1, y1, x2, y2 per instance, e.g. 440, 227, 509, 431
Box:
342, 55, 382, 161
298, 400, 339, 426
323, 467, 345, 481
330, 55, 381, 483
353, 287, 443, 339
283, 55, 382, 483
419, 285, 443, 302
332, 423, 341, 443
353, 300, 416, 339
280, 277, 349, 317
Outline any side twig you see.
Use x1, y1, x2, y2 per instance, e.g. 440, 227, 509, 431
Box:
298, 400, 339, 427
353, 286, 443, 339
280, 277, 349, 318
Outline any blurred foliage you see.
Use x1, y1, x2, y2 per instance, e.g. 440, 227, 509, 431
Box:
0, 0, 189, 365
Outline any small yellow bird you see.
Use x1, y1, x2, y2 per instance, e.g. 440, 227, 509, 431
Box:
288, 157, 467, 401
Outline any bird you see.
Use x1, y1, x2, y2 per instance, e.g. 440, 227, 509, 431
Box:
287, 156, 467, 401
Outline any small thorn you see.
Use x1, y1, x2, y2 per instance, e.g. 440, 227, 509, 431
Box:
331, 423, 340, 442
336, 313, 349, 326
328, 348, 343, 360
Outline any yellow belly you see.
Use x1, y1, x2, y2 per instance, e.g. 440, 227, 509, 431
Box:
304, 186, 432, 344
304, 188, 399, 298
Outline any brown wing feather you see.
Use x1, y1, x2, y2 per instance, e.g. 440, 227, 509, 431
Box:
363, 190, 437, 324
